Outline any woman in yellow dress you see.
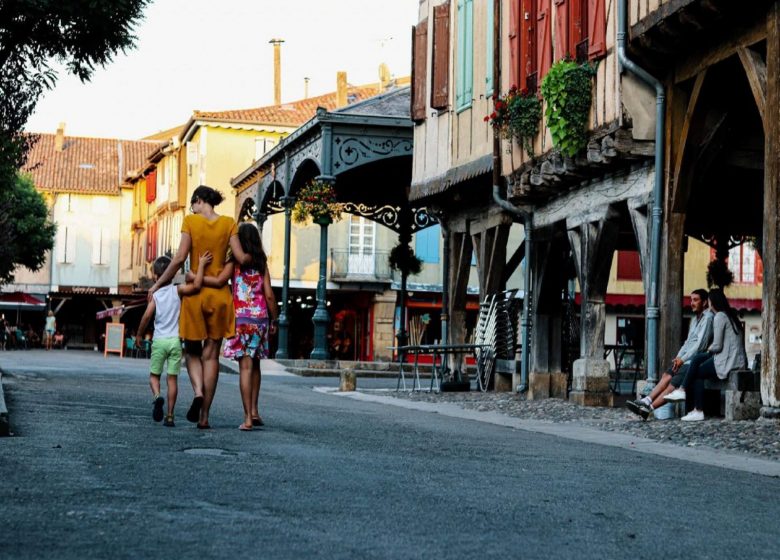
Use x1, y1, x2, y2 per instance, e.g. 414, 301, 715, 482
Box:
150, 185, 251, 429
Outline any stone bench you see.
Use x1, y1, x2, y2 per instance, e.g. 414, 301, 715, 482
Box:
702, 369, 761, 421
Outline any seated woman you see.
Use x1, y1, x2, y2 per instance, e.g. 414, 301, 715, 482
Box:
680, 288, 747, 422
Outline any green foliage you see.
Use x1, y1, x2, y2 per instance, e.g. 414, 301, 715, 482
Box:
0, 173, 56, 284
485, 86, 542, 157
540, 60, 596, 157
292, 180, 343, 225
388, 243, 422, 276
707, 258, 734, 289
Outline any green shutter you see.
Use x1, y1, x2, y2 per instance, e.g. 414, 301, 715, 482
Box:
456, 0, 465, 109
456, 0, 473, 111
486, 0, 494, 95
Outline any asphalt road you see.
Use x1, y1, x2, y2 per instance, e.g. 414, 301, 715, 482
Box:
1, 351, 779, 559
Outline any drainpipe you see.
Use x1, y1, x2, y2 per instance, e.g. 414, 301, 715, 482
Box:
617, 0, 665, 385
490, 0, 531, 393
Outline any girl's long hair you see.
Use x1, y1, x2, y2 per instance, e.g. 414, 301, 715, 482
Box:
237, 222, 267, 274
708, 288, 742, 334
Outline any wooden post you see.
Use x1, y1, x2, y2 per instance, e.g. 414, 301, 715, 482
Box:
761, 2, 780, 415
449, 231, 472, 378
567, 215, 618, 407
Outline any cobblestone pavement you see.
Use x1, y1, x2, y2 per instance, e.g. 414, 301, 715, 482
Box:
376, 390, 780, 461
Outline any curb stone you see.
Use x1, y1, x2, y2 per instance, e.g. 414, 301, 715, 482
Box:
313, 387, 780, 479
0, 369, 9, 437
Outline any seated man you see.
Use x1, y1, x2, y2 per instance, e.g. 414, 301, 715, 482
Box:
626, 289, 714, 420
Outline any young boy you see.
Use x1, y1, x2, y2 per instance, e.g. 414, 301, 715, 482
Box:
137, 251, 212, 426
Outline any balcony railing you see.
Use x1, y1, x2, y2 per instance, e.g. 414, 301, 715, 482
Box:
330, 249, 391, 282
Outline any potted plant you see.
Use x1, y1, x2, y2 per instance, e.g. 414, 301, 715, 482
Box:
388, 242, 422, 277
292, 179, 343, 225
485, 86, 542, 157
540, 59, 597, 157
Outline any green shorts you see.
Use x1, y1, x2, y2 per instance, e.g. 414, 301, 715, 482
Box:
150, 337, 183, 376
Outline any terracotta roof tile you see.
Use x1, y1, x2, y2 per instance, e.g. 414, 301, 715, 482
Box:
22, 134, 162, 195
193, 84, 383, 127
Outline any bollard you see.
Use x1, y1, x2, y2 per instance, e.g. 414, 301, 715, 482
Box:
339, 368, 356, 392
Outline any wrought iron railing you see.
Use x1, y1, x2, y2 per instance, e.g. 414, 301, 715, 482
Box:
330, 249, 391, 281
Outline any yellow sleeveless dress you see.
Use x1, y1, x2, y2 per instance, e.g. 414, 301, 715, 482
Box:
179, 214, 238, 341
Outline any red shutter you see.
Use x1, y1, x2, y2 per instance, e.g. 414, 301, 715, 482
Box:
755, 251, 764, 284
587, 0, 606, 60
431, 5, 450, 109
569, 0, 587, 60
554, 0, 568, 60
617, 250, 642, 281
509, 0, 521, 88
521, 0, 537, 91
146, 221, 154, 263
537, 0, 553, 80
145, 169, 157, 203
411, 20, 429, 121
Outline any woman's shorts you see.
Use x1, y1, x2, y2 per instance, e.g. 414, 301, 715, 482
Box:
150, 337, 183, 376
223, 321, 269, 361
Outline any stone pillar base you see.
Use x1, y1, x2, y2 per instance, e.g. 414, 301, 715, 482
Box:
528, 372, 551, 400
569, 358, 612, 407
725, 391, 761, 421
550, 372, 568, 399
494, 372, 513, 392
339, 369, 356, 392
759, 406, 780, 420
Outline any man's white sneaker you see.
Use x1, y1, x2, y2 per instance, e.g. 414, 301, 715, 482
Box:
681, 410, 704, 422
664, 388, 686, 402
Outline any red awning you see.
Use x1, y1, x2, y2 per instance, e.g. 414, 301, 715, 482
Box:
95, 298, 147, 320
0, 292, 46, 309
574, 293, 762, 312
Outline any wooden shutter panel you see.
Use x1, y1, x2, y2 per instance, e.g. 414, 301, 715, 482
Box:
617, 250, 642, 281
537, 0, 552, 80
145, 169, 157, 203
486, 0, 494, 93
569, 0, 587, 60
756, 252, 764, 283
432, 4, 450, 109
464, 0, 474, 105
412, 21, 429, 121
521, 0, 537, 91
554, 0, 568, 60
587, 0, 606, 60
509, 0, 521, 88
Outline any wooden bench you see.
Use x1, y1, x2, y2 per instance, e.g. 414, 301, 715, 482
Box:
701, 369, 761, 421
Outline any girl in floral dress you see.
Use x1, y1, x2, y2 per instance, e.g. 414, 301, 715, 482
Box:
223, 223, 278, 431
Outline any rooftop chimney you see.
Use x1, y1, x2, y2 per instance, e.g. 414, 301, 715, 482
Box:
336, 71, 348, 107
269, 38, 284, 105
304, 77, 310, 99
378, 63, 391, 93
55, 122, 66, 152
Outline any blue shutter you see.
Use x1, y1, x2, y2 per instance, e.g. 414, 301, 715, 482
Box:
415, 225, 441, 264
456, 0, 473, 111
486, 0, 494, 95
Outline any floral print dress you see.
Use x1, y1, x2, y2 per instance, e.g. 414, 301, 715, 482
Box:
222, 264, 269, 360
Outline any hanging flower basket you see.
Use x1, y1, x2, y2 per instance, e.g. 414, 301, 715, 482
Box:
485, 86, 542, 157
388, 242, 422, 276
292, 179, 343, 225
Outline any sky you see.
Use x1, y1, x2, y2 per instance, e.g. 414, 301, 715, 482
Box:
24, 0, 419, 140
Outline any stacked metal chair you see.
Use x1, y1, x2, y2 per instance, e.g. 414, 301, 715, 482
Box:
476, 289, 522, 391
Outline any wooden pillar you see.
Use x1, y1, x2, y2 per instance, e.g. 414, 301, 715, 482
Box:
566, 212, 618, 407
658, 212, 685, 371
761, 2, 780, 415
448, 231, 473, 377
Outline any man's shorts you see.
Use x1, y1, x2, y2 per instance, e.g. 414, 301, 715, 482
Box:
150, 336, 182, 376
670, 363, 690, 388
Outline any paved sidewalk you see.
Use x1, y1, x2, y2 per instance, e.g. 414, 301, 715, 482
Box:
315, 387, 780, 477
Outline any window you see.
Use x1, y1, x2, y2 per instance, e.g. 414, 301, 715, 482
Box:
415, 224, 440, 264
91, 227, 110, 265
728, 244, 761, 284
553, 0, 588, 61
617, 250, 642, 281
186, 141, 198, 177
486, 0, 494, 94
509, 0, 539, 91
254, 138, 277, 161
455, 0, 474, 111
348, 216, 376, 275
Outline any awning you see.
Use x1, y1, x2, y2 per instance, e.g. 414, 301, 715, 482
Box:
0, 292, 46, 310
95, 298, 147, 320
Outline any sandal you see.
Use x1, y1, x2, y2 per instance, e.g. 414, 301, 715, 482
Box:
186, 396, 203, 423
251, 416, 264, 427
152, 396, 164, 422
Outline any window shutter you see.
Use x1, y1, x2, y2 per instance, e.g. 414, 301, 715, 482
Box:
509, 0, 521, 88
412, 20, 429, 121
587, 0, 606, 60
569, 0, 587, 60
56, 227, 67, 263
456, 0, 474, 110
432, 4, 450, 109
145, 169, 157, 203
617, 250, 642, 281
537, 0, 553, 80
464, 0, 474, 104
756, 252, 764, 283
554, 0, 568, 60
92, 228, 101, 264
521, 0, 537, 91
486, 0, 494, 94
456, 1, 465, 108
415, 224, 441, 264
